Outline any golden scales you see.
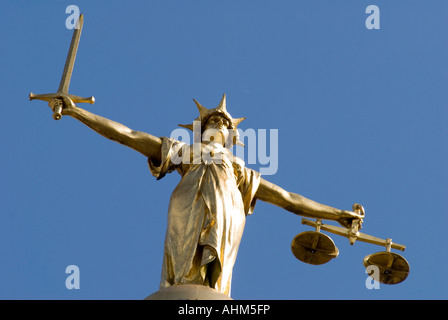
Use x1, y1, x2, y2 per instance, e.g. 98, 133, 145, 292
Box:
291, 204, 410, 284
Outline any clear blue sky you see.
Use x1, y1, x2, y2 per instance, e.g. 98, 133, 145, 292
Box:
1, 1, 447, 300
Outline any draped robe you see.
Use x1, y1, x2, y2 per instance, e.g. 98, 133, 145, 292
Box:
148, 137, 261, 296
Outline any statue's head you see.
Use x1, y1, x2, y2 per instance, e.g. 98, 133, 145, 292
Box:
179, 94, 245, 147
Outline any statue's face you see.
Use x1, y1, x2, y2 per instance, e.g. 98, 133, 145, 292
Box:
203, 115, 231, 146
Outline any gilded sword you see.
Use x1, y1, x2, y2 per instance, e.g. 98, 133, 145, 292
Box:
29, 13, 94, 120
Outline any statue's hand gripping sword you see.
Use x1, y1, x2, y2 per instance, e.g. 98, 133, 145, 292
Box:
29, 14, 94, 120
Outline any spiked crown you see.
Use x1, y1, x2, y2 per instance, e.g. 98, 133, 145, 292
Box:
178, 94, 246, 131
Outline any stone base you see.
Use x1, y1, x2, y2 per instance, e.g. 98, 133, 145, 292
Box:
145, 284, 233, 300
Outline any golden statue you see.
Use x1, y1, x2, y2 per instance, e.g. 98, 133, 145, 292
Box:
45, 94, 363, 296
30, 14, 408, 299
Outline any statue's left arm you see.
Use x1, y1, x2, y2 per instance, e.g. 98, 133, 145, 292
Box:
255, 177, 362, 228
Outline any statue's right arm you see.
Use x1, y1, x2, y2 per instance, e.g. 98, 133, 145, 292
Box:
57, 97, 162, 164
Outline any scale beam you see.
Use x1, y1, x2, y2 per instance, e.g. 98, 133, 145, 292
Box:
301, 218, 406, 252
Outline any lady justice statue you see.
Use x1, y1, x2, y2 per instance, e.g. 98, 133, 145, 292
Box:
30, 14, 364, 298
45, 94, 363, 297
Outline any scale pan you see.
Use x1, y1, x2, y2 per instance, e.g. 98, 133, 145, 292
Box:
291, 231, 339, 265
363, 251, 410, 285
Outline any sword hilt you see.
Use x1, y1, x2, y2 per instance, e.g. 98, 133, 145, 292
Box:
29, 92, 95, 120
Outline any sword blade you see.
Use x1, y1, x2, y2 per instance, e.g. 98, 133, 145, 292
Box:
57, 13, 84, 94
